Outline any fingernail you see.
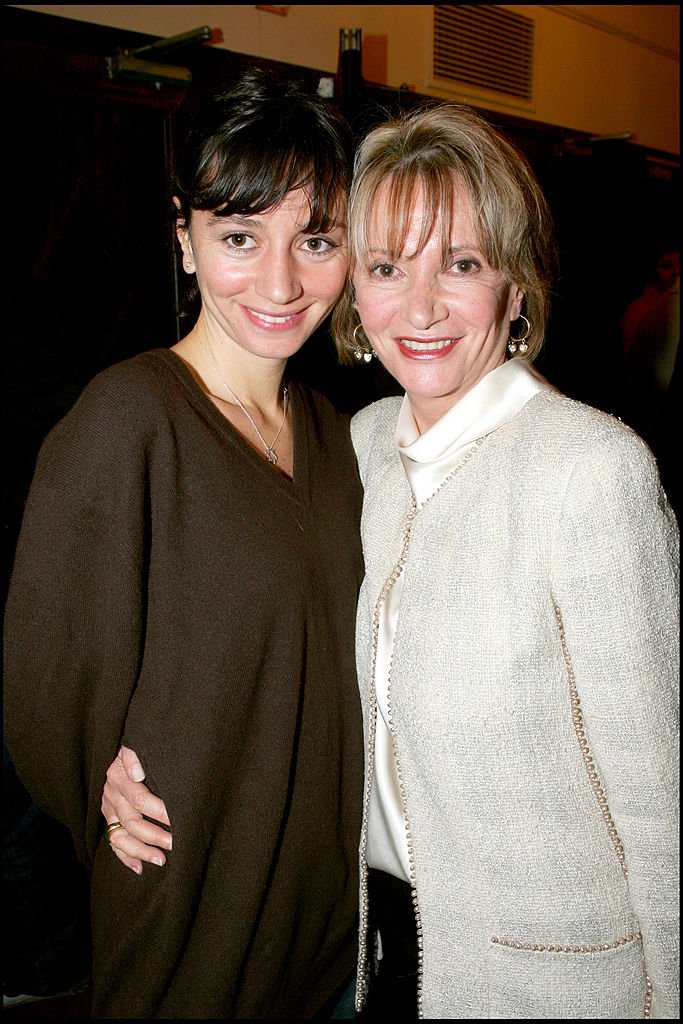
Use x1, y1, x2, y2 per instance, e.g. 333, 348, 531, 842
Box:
152, 856, 165, 867
130, 764, 145, 782
134, 864, 142, 876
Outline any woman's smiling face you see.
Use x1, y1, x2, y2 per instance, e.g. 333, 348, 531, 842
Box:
352, 182, 524, 432
179, 188, 348, 365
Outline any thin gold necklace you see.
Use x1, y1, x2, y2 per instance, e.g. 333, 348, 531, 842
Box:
197, 336, 289, 465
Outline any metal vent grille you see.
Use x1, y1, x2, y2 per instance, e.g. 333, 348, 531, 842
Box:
433, 4, 534, 102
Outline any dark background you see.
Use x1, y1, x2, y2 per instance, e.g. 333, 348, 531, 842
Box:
3, 5, 679, 580
2, 6, 679, 1015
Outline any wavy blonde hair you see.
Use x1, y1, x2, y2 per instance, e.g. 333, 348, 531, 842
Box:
332, 103, 556, 364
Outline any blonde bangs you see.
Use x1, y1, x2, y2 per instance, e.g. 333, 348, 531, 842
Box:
333, 103, 557, 365
351, 163, 490, 271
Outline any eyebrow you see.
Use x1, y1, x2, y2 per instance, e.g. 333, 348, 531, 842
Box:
449, 243, 483, 255
365, 243, 482, 258
208, 212, 255, 227
208, 212, 347, 234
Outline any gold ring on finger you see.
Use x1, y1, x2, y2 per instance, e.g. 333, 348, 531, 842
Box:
104, 821, 126, 844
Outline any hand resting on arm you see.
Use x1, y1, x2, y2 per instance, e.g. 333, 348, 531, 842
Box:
102, 745, 172, 874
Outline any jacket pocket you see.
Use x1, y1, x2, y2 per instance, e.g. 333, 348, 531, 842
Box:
487, 932, 650, 1018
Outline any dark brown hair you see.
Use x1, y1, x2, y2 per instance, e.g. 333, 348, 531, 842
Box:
174, 67, 353, 318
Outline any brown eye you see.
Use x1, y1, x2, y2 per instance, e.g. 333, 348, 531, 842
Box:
374, 263, 395, 278
453, 258, 478, 273
304, 237, 332, 253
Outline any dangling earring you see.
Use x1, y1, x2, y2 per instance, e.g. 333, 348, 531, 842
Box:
352, 323, 375, 363
507, 315, 531, 356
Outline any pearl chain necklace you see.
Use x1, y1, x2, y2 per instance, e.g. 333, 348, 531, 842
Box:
197, 336, 289, 465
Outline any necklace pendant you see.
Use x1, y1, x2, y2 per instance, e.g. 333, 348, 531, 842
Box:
265, 448, 278, 464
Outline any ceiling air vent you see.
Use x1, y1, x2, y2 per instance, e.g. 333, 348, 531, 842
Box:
432, 4, 535, 104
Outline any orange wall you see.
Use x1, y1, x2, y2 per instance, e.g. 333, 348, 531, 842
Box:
12, 4, 680, 154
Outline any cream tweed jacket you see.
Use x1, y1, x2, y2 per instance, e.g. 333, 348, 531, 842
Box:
351, 387, 679, 1019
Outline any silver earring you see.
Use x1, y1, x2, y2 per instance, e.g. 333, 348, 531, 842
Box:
352, 323, 375, 363
507, 315, 531, 355
185, 260, 193, 270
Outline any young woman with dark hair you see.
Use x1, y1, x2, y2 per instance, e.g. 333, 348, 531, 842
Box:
5, 68, 364, 1019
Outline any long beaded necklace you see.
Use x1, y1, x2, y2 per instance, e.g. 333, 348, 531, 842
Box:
197, 336, 289, 465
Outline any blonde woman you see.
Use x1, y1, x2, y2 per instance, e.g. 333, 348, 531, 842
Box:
335, 102, 679, 1019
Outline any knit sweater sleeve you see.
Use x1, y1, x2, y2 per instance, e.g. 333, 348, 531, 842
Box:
4, 364, 152, 868
551, 424, 680, 1018
351, 399, 402, 482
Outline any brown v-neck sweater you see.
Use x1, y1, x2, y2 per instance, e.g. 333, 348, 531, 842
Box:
4, 348, 365, 1018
